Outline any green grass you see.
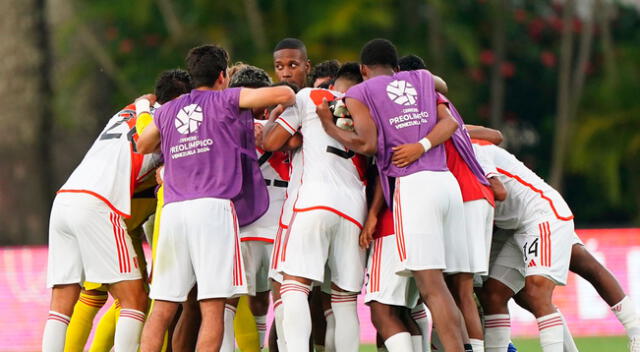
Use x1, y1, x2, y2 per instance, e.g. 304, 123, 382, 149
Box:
356, 336, 629, 351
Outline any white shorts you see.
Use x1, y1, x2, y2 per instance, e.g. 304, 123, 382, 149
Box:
393, 171, 467, 275
47, 193, 142, 287
365, 235, 420, 308
268, 225, 286, 284
241, 241, 272, 296
279, 209, 366, 292
149, 198, 247, 302
465, 200, 494, 275
239, 186, 285, 242
489, 218, 574, 293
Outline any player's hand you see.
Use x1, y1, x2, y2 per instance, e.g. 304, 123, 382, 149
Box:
155, 165, 164, 185
135, 93, 157, 106
269, 104, 285, 121
359, 216, 377, 249
316, 98, 333, 126
391, 143, 425, 168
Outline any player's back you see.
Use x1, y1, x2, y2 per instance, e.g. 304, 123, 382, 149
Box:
285, 88, 367, 224
476, 143, 573, 229
59, 104, 161, 217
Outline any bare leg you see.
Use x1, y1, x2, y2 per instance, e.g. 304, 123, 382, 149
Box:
172, 288, 200, 352
446, 273, 483, 340
141, 300, 179, 352
196, 298, 226, 351
570, 243, 625, 305
412, 269, 464, 352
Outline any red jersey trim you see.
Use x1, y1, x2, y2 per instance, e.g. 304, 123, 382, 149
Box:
470, 138, 494, 146
293, 206, 363, 230
57, 189, 131, 218
496, 168, 574, 221
240, 237, 275, 243
276, 117, 296, 135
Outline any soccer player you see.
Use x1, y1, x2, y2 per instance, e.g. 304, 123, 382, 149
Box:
472, 142, 576, 352
136, 44, 294, 352
261, 61, 369, 352
397, 55, 500, 352
42, 72, 190, 352
316, 38, 466, 352
219, 65, 288, 351
310, 59, 341, 88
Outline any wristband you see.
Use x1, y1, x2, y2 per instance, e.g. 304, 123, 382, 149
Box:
418, 137, 432, 152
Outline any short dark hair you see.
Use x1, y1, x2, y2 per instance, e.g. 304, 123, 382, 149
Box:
399, 54, 427, 71
229, 65, 272, 89
154, 69, 192, 104
273, 38, 307, 58
271, 81, 300, 93
185, 44, 229, 88
310, 60, 340, 83
360, 38, 398, 68
335, 62, 363, 84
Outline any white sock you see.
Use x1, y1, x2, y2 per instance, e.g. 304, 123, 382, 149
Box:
384, 332, 414, 352
274, 299, 288, 352
42, 311, 70, 352
411, 335, 423, 352
255, 314, 267, 349
331, 290, 360, 352
612, 296, 640, 337
469, 338, 484, 352
324, 309, 336, 352
557, 309, 578, 352
484, 314, 511, 352
220, 304, 237, 352
114, 309, 146, 352
281, 280, 312, 352
411, 305, 431, 352
537, 312, 564, 352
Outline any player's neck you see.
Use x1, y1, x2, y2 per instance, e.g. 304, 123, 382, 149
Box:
366, 67, 395, 79
195, 81, 226, 91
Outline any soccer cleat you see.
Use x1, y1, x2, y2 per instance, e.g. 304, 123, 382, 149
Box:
507, 342, 518, 352
630, 336, 640, 352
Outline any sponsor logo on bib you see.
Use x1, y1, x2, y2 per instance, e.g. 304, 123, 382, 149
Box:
175, 103, 203, 134
386, 80, 417, 106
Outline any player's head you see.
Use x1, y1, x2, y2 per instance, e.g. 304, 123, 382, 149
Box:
310, 59, 340, 88
273, 38, 311, 88
229, 65, 272, 89
154, 69, 192, 104
227, 61, 249, 80
398, 54, 427, 71
185, 44, 230, 89
359, 38, 399, 80
332, 62, 363, 93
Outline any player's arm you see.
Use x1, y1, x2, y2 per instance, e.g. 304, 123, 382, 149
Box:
239, 86, 296, 109
466, 124, 503, 145
136, 120, 161, 154
391, 103, 459, 168
473, 144, 508, 201
317, 97, 377, 156
433, 74, 448, 94
360, 174, 385, 249
262, 104, 296, 151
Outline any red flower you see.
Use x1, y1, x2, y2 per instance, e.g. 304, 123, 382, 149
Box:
528, 18, 545, 40
514, 9, 527, 23
501, 62, 515, 78
469, 67, 485, 82
480, 50, 495, 65
119, 39, 134, 54
106, 26, 118, 41
540, 51, 557, 68
144, 34, 161, 47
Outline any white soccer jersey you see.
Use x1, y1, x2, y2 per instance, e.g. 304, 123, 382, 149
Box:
59, 104, 161, 218
472, 142, 573, 229
276, 88, 367, 227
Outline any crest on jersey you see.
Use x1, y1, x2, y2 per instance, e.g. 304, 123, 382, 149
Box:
386, 80, 417, 106
175, 103, 203, 134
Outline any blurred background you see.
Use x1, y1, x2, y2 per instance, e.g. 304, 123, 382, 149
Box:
1, 0, 639, 245
0, 0, 639, 350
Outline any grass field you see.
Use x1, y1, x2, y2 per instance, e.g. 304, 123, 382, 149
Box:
355, 336, 628, 351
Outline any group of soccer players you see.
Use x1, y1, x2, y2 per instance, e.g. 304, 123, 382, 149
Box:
42, 36, 640, 352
